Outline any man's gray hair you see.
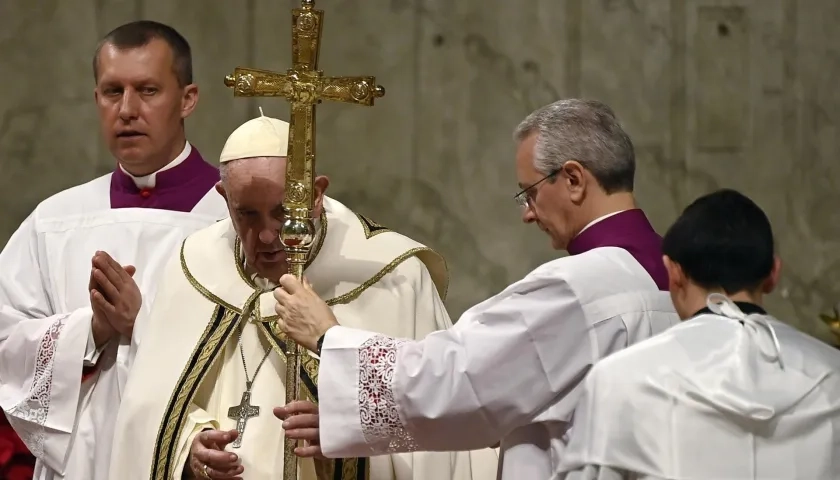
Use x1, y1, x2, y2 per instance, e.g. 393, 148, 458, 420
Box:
513, 99, 636, 193
218, 156, 276, 186
218, 159, 237, 186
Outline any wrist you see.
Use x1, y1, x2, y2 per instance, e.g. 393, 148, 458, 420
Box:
91, 316, 115, 348
315, 333, 326, 355
314, 325, 337, 355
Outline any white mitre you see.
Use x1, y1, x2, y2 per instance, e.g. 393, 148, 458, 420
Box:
219, 110, 289, 163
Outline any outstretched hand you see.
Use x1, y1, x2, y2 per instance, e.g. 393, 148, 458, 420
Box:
273, 275, 339, 352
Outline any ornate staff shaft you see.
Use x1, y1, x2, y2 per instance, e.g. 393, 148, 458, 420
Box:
224, 1, 383, 478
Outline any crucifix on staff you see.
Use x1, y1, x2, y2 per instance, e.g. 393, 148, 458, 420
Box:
223, 0, 385, 479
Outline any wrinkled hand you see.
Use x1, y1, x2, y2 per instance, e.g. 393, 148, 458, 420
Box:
90, 251, 141, 339
273, 275, 338, 352
274, 400, 323, 459
188, 429, 243, 480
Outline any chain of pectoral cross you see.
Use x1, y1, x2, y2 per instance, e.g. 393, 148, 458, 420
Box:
227, 321, 273, 448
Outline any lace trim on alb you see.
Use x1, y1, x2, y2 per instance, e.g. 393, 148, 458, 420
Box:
7, 316, 67, 457
358, 335, 418, 452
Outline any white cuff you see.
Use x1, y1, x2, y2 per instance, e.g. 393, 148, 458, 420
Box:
83, 318, 105, 367
319, 326, 379, 458
322, 325, 377, 350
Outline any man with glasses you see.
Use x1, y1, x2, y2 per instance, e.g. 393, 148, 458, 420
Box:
271, 99, 681, 479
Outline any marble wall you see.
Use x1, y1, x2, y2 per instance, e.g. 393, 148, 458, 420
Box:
2, 0, 839, 344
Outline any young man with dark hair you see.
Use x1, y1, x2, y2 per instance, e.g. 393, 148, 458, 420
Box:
0, 20, 227, 480
558, 189, 840, 479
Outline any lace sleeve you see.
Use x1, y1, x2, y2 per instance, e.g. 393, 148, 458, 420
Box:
357, 335, 418, 452
6, 316, 67, 457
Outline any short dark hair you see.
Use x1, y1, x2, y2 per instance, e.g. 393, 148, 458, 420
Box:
662, 189, 774, 294
93, 20, 193, 86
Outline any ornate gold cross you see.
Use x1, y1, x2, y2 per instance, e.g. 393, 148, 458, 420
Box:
224, 1, 384, 478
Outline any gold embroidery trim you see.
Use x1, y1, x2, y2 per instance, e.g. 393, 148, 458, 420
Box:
356, 213, 391, 239
177, 234, 367, 480
256, 247, 438, 324
150, 304, 245, 480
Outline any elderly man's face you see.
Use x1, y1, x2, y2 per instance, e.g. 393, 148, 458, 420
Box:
515, 134, 577, 250
216, 156, 328, 281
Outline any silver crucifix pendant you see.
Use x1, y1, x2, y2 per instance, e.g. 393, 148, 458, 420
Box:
227, 389, 261, 448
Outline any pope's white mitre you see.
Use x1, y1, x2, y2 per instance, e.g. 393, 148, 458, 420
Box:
219, 112, 289, 163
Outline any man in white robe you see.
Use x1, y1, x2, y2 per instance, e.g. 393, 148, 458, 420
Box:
272, 99, 681, 479
559, 189, 840, 480
108, 114, 499, 480
0, 21, 228, 480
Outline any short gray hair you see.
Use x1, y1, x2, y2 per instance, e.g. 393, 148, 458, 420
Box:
218, 156, 282, 187
513, 99, 636, 193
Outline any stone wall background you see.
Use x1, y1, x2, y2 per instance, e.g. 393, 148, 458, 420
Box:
2, 0, 839, 343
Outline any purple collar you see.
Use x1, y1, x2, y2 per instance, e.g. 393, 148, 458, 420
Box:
567, 209, 668, 290
110, 146, 220, 212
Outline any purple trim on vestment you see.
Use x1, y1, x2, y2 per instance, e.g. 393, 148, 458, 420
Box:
109, 146, 220, 212
566, 209, 668, 290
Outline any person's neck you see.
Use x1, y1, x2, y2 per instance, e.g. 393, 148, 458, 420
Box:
684, 288, 764, 317
574, 192, 637, 235
121, 137, 188, 177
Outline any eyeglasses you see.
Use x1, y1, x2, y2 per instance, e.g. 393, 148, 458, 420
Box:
513, 170, 559, 208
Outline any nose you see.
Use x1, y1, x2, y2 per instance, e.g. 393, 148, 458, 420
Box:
521, 204, 537, 224
258, 227, 278, 245
118, 90, 139, 121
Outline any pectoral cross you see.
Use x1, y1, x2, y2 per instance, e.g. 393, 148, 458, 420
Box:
227, 387, 260, 448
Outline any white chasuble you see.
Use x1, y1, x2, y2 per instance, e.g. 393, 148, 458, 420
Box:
109, 196, 499, 480
314, 247, 680, 480
0, 172, 228, 480
559, 296, 840, 480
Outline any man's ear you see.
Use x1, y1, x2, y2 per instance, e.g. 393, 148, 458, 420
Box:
562, 160, 586, 203
312, 175, 330, 217
181, 84, 199, 119
215, 181, 227, 201
663, 255, 684, 290
762, 255, 782, 294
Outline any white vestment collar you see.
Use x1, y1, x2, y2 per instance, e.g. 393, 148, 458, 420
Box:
180, 196, 448, 321
578, 209, 628, 235
119, 142, 192, 189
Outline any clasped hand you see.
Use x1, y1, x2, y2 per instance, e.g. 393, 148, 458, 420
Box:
89, 250, 141, 346
272, 275, 339, 352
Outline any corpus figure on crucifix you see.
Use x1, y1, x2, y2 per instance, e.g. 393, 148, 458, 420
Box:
107, 2, 500, 480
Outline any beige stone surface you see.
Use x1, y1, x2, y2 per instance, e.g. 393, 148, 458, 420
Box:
1, 0, 838, 344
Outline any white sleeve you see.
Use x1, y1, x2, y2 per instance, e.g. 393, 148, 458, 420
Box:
0, 213, 93, 472
318, 269, 601, 457
557, 362, 637, 480
563, 465, 629, 480
83, 328, 106, 366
